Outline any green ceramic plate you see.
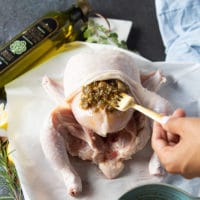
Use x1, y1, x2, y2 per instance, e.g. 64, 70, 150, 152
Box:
119, 183, 200, 200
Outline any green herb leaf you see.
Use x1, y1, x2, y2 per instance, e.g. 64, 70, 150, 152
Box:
0, 138, 24, 200
83, 19, 128, 49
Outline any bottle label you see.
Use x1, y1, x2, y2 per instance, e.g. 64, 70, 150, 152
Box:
0, 17, 58, 73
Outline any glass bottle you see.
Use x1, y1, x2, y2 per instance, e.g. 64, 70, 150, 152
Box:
0, 0, 90, 88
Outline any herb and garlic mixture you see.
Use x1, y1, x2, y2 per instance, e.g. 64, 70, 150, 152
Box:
80, 79, 129, 112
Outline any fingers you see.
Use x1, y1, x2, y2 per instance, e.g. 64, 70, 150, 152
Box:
162, 108, 186, 136
152, 108, 200, 177
152, 108, 185, 150
151, 121, 173, 166
164, 108, 185, 144
151, 121, 167, 151
172, 108, 186, 118
151, 108, 186, 169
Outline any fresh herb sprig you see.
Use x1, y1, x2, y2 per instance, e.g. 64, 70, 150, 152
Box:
83, 18, 128, 49
0, 138, 24, 200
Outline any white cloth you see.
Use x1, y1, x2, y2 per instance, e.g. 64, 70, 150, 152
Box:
155, 0, 200, 62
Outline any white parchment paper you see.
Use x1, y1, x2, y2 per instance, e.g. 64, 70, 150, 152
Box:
3, 25, 200, 200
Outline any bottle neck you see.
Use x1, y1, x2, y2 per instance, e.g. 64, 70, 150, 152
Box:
63, 6, 88, 23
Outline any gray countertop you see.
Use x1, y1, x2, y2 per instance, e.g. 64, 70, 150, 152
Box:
0, 0, 165, 61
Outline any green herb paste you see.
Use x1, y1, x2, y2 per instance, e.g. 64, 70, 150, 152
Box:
80, 79, 129, 112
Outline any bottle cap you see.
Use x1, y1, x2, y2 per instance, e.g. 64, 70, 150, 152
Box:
77, 0, 91, 16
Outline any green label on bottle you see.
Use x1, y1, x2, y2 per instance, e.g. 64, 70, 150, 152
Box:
0, 18, 58, 73
10, 40, 27, 55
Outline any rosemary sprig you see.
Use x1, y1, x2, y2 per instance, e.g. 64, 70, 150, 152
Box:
83, 18, 128, 49
0, 137, 24, 200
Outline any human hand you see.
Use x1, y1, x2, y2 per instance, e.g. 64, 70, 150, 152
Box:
152, 108, 200, 178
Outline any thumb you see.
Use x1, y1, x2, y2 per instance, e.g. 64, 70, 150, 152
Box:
162, 108, 186, 136
163, 117, 185, 136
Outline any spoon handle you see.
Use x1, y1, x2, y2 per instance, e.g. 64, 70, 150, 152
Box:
133, 104, 169, 124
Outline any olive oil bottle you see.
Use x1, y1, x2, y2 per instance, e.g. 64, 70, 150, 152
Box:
0, 0, 90, 88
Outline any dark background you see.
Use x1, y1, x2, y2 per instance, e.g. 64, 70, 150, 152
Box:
0, 0, 165, 61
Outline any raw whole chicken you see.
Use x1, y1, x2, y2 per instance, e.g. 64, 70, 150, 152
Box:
40, 48, 172, 197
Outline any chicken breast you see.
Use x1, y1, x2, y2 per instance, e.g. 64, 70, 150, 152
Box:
40, 49, 172, 196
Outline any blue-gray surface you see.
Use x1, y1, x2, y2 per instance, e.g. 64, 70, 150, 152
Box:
0, 0, 165, 61
0, 0, 73, 44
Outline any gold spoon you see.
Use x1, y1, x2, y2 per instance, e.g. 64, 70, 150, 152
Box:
113, 93, 169, 124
